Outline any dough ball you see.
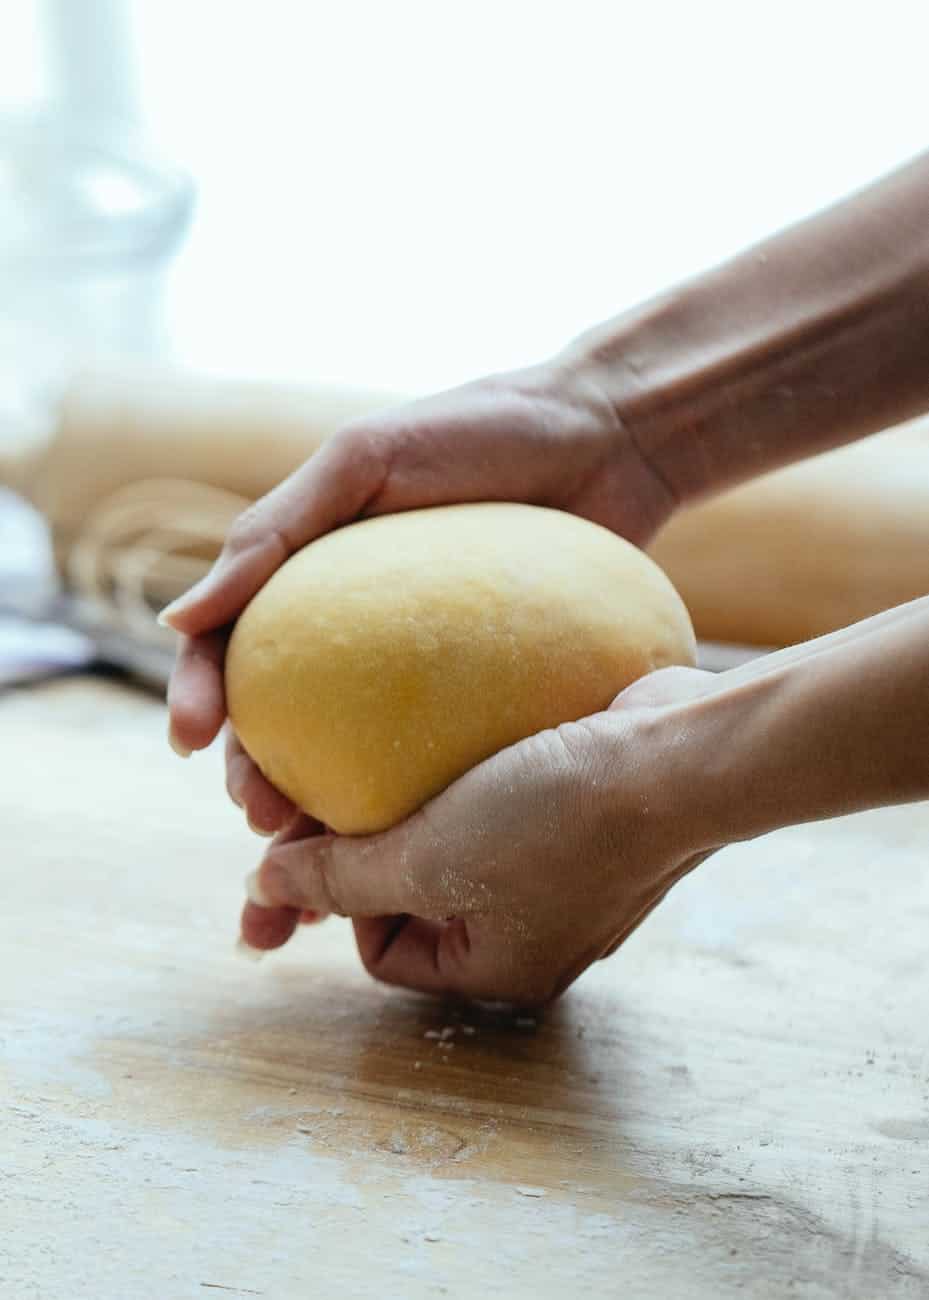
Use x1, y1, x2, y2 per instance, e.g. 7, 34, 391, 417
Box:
225, 502, 695, 835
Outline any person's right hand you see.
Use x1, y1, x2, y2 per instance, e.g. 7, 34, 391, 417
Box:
238, 667, 721, 999
162, 356, 679, 833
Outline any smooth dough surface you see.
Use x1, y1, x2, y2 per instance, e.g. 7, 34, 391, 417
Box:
225, 502, 695, 835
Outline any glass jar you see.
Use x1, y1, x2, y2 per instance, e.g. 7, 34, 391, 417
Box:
0, 109, 194, 449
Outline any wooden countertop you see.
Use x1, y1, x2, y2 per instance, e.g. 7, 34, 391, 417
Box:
3, 676, 928, 1298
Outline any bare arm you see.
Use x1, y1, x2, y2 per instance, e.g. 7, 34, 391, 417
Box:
164, 150, 929, 837
241, 597, 929, 998
672, 597, 929, 847
567, 149, 929, 504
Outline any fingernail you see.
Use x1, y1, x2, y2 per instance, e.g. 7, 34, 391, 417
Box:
159, 568, 216, 626
157, 599, 186, 628
246, 815, 275, 839
158, 585, 204, 628
244, 867, 274, 908
168, 723, 192, 759
235, 936, 265, 962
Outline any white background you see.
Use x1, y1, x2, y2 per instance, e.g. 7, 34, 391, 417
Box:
4, 1, 929, 394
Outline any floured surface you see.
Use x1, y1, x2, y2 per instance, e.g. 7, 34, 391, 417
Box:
2, 677, 928, 1298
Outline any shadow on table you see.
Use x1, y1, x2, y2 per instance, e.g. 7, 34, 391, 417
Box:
159, 963, 643, 1186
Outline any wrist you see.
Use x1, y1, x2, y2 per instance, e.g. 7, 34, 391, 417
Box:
561, 152, 929, 511
541, 341, 680, 544
634, 658, 837, 850
600, 596, 929, 878
600, 662, 797, 858
664, 604, 929, 846
588, 674, 734, 875
558, 291, 717, 511
665, 668, 795, 850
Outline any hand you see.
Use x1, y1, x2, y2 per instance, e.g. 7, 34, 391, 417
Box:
163, 357, 678, 833
239, 667, 720, 1004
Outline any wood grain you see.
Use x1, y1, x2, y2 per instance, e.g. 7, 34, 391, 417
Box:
2, 677, 928, 1298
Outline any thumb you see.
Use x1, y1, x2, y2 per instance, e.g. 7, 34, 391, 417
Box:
255, 816, 446, 919
159, 431, 387, 636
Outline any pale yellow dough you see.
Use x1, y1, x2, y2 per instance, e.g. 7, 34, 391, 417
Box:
225, 503, 695, 835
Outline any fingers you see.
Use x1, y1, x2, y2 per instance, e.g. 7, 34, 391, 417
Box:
255, 821, 437, 920
167, 631, 229, 753
352, 916, 559, 1005
163, 430, 387, 760
243, 805, 572, 1002
225, 728, 297, 834
352, 916, 475, 995
240, 898, 300, 950
159, 432, 388, 637
239, 815, 328, 951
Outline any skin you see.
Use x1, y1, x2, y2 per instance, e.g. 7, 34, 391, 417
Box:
237, 601, 929, 1002
164, 150, 929, 1002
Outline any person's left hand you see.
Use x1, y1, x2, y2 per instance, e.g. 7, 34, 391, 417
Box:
164, 357, 678, 831
240, 667, 720, 1004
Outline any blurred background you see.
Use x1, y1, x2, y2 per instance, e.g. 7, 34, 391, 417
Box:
2, 0, 928, 686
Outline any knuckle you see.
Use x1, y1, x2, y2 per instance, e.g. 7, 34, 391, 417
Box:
523, 718, 593, 785
329, 422, 387, 481
359, 947, 389, 981
357, 941, 378, 975
316, 841, 348, 916
329, 419, 404, 506
523, 722, 600, 827
224, 504, 265, 554
356, 926, 406, 986
551, 715, 604, 770
333, 420, 376, 457
433, 921, 469, 983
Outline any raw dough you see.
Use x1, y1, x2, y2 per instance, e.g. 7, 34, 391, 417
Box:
226, 502, 695, 835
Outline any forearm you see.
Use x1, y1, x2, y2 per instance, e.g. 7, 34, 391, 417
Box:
689, 597, 929, 846
566, 150, 929, 504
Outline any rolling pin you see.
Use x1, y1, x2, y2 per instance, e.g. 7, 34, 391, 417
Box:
0, 366, 398, 646
2, 363, 929, 651
0, 364, 398, 572
649, 421, 929, 646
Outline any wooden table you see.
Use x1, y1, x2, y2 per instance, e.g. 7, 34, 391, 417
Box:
3, 676, 928, 1298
